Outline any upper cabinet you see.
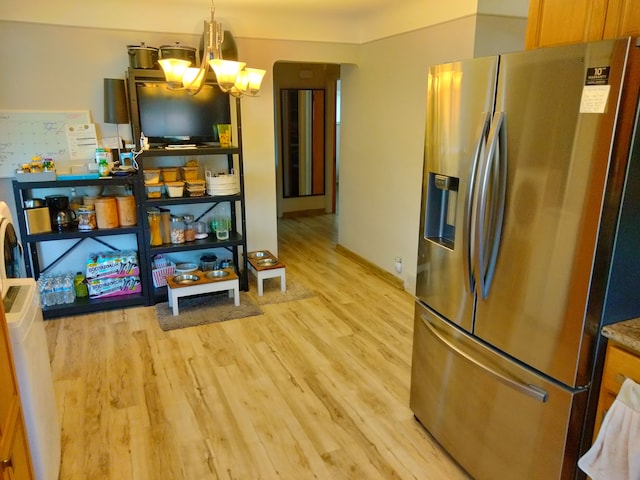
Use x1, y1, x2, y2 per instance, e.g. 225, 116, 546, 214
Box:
525, 0, 640, 49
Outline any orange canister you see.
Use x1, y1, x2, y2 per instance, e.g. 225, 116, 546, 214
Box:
94, 197, 119, 228
116, 195, 137, 226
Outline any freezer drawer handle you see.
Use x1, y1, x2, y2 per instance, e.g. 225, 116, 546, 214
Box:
421, 314, 549, 403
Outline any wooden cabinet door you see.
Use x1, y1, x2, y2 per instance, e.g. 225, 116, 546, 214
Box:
0, 300, 34, 480
603, 0, 640, 38
526, 0, 609, 48
594, 343, 640, 440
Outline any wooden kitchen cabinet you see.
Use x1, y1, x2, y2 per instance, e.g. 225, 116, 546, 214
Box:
526, 0, 640, 49
593, 341, 640, 439
0, 299, 34, 479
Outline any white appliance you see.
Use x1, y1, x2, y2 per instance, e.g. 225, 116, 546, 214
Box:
0, 200, 25, 293
3, 278, 61, 480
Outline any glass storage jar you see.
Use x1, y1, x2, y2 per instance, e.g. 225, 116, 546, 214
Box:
147, 208, 162, 246
183, 214, 195, 242
160, 208, 171, 244
170, 215, 185, 244
77, 205, 97, 231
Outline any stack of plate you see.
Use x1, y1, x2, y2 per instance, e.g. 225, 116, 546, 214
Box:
205, 170, 239, 196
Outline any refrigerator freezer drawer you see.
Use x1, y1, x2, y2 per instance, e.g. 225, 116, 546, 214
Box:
410, 301, 588, 480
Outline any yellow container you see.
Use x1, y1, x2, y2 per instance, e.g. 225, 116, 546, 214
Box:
115, 196, 137, 226
94, 197, 119, 229
180, 166, 199, 181
143, 168, 161, 183
161, 167, 179, 182
145, 182, 163, 198
165, 181, 185, 198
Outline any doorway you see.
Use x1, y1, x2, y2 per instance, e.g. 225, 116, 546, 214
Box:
273, 62, 340, 218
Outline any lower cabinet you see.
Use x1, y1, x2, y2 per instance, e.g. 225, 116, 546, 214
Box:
0, 301, 34, 480
593, 341, 640, 440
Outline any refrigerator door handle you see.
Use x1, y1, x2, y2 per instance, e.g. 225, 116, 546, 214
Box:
475, 111, 507, 299
463, 112, 491, 294
421, 314, 549, 402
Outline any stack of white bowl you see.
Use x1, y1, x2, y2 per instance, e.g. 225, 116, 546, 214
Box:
205, 170, 239, 196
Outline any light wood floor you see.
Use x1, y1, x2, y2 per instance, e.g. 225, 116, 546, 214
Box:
45, 214, 469, 480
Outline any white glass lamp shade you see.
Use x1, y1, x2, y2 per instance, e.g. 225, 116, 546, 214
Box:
243, 68, 266, 96
183, 67, 206, 90
209, 59, 246, 91
158, 58, 192, 87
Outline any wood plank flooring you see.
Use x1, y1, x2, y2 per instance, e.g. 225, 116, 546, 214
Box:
45, 214, 470, 479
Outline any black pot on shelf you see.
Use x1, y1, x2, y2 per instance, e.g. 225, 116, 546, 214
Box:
127, 43, 159, 69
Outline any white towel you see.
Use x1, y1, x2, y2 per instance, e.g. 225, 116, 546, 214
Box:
579, 377, 640, 479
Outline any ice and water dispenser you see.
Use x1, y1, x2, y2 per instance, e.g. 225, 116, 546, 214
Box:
424, 173, 459, 249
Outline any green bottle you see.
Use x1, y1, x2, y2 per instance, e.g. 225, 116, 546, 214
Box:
74, 272, 88, 298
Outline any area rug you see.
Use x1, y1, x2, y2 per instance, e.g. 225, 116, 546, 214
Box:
249, 272, 315, 305
155, 292, 262, 331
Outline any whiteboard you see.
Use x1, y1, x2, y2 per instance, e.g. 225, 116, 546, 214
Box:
0, 110, 91, 178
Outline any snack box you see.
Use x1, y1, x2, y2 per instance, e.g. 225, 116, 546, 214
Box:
88, 275, 141, 298
86, 250, 140, 279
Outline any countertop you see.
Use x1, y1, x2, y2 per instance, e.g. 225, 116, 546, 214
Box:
601, 318, 640, 355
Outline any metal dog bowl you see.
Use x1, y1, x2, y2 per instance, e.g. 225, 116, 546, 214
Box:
248, 251, 269, 259
257, 258, 278, 266
172, 273, 200, 284
175, 262, 198, 274
205, 270, 230, 279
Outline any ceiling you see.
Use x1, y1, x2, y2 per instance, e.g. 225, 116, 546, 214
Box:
0, 0, 530, 44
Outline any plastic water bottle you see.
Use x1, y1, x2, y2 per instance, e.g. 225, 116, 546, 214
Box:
37, 278, 50, 308
62, 274, 75, 304
53, 276, 64, 305
44, 277, 56, 307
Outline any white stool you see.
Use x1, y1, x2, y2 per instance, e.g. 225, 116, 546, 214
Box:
247, 251, 286, 296
166, 270, 239, 316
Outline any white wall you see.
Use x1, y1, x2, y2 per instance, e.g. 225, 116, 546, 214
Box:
0, 11, 525, 290
0, 21, 357, 257
338, 15, 526, 292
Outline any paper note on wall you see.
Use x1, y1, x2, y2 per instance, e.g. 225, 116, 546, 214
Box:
65, 124, 98, 161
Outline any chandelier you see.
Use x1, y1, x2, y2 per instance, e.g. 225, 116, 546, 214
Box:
158, 2, 266, 97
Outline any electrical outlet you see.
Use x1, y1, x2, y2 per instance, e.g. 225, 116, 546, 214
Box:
394, 256, 403, 273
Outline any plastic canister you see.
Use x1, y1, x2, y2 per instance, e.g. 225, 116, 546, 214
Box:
199, 254, 217, 271
94, 197, 119, 228
116, 196, 137, 226
147, 209, 162, 246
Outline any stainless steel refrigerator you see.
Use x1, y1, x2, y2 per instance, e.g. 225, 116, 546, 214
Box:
410, 37, 640, 480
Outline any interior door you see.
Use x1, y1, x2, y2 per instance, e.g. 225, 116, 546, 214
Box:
416, 56, 497, 332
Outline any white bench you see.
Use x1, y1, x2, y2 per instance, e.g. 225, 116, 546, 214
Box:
247, 251, 286, 296
166, 269, 239, 316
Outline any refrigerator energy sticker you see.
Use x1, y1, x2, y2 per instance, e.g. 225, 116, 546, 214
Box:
580, 66, 611, 114
585, 66, 610, 85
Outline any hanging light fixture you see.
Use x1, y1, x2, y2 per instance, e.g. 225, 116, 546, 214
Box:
158, 1, 266, 97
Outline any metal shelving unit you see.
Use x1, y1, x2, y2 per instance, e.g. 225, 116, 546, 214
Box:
12, 175, 150, 319
135, 97, 249, 304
